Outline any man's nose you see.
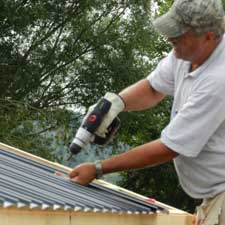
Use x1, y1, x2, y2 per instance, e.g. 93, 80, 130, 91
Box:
167, 37, 176, 42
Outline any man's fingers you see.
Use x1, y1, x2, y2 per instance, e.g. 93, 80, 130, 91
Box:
68, 163, 97, 186
55, 171, 69, 179
69, 171, 83, 185
70, 176, 79, 183
70, 177, 86, 186
69, 169, 79, 179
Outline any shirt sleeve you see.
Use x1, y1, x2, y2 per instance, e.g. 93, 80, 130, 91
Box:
147, 51, 175, 96
161, 77, 225, 157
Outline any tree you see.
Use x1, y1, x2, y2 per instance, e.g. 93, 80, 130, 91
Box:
0, 0, 173, 160
0, 0, 158, 153
0, 0, 159, 107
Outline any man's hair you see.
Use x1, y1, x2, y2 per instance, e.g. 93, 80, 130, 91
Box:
192, 17, 225, 38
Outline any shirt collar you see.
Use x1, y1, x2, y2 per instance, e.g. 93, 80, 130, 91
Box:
183, 35, 225, 78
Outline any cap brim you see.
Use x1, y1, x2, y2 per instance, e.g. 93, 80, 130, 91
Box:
153, 11, 188, 38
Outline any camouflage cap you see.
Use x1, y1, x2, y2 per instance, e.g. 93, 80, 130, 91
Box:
153, 0, 225, 38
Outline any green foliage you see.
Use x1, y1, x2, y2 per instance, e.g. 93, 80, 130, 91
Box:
0, 0, 160, 108
0, 0, 158, 152
119, 164, 201, 213
0, 98, 76, 160
119, 97, 172, 146
0, 0, 171, 157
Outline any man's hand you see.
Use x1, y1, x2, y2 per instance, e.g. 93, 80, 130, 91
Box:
83, 92, 125, 138
96, 92, 124, 137
69, 163, 97, 186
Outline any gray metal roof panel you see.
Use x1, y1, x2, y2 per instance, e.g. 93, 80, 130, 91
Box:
0, 148, 167, 214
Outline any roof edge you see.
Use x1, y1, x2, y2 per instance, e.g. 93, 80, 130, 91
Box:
0, 142, 70, 173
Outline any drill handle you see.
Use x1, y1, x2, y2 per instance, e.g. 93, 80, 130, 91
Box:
93, 117, 121, 145
82, 98, 111, 133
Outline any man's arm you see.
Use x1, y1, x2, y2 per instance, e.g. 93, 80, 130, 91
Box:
119, 79, 166, 111
87, 78, 166, 138
101, 139, 177, 173
69, 139, 178, 185
68, 79, 169, 185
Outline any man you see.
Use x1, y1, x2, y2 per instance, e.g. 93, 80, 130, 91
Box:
69, 0, 225, 224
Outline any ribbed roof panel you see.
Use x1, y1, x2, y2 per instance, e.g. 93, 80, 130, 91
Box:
0, 148, 167, 214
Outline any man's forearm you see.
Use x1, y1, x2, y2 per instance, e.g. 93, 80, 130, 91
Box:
101, 139, 178, 174
119, 79, 165, 111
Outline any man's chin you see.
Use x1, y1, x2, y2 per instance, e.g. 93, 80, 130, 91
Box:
173, 50, 181, 59
173, 48, 186, 60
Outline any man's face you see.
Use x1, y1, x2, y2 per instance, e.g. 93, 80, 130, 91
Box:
167, 29, 207, 62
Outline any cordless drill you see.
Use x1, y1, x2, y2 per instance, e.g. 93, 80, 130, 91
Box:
69, 98, 120, 155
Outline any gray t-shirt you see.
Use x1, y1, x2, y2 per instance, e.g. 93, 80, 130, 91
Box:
147, 35, 225, 199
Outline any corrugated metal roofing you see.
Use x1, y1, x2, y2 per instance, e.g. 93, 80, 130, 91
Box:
0, 148, 168, 214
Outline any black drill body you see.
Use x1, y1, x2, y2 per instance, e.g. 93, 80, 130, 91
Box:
69, 98, 120, 155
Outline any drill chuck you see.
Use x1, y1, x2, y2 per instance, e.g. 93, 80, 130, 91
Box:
69, 143, 81, 155
69, 127, 94, 154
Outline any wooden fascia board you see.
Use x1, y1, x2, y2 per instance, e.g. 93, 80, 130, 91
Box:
0, 208, 195, 225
